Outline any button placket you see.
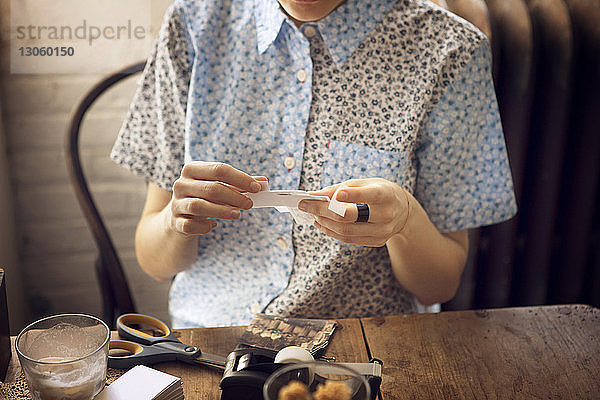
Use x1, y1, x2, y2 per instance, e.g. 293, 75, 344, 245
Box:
279, 34, 310, 189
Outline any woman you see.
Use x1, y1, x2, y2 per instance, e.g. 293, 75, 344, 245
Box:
111, 0, 517, 327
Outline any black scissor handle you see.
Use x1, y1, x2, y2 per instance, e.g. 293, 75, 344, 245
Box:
108, 339, 183, 369
116, 313, 180, 345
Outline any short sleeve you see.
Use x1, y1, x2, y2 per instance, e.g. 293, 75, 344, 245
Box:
414, 39, 517, 233
110, 3, 194, 191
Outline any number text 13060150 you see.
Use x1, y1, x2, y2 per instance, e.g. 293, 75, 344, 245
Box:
18, 46, 74, 56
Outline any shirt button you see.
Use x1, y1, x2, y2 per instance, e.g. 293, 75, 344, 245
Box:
277, 237, 288, 250
296, 68, 307, 83
284, 155, 295, 170
250, 303, 262, 314
304, 26, 316, 38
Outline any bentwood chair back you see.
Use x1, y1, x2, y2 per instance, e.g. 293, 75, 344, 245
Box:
65, 61, 146, 328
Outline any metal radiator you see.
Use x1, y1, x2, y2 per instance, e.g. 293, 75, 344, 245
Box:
443, 0, 600, 310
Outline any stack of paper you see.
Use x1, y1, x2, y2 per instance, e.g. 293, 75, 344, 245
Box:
96, 365, 184, 400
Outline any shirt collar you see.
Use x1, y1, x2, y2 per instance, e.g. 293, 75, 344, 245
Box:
316, 0, 398, 64
254, 0, 285, 54
254, 0, 399, 64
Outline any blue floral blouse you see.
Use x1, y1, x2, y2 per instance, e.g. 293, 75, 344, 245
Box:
111, 0, 517, 327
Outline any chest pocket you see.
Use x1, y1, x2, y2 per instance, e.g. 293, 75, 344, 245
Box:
320, 140, 412, 188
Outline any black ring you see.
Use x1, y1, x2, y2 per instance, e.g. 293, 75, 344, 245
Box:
356, 203, 369, 223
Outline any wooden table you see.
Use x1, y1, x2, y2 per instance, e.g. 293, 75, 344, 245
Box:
2, 305, 599, 399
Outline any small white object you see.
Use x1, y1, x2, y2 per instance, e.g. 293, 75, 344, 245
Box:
245, 182, 328, 224
248, 190, 328, 209
276, 237, 288, 250
274, 346, 314, 364
304, 26, 316, 38
95, 365, 183, 400
328, 185, 352, 217
283, 155, 296, 170
296, 68, 307, 82
247, 182, 327, 208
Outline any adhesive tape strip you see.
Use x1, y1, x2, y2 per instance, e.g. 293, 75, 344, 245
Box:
328, 185, 351, 217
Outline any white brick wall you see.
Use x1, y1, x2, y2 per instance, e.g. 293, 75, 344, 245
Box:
0, 0, 173, 327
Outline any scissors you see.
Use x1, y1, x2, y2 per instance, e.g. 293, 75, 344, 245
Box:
108, 313, 227, 370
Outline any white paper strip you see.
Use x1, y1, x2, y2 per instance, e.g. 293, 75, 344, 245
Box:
247, 190, 329, 208
245, 182, 329, 224
328, 185, 352, 217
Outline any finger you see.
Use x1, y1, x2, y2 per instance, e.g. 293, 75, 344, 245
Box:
298, 199, 355, 222
300, 200, 393, 224
311, 179, 374, 196
222, 176, 268, 193
174, 198, 243, 220
181, 162, 262, 193
334, 184, 391, 205
174, 217, 217, 236
221, 176, 269, 193
314, 216, 375, 237
314, 220, 386, 247
308, 184, 341, 198
175, 179, 253, 209
309, 179, 377, 197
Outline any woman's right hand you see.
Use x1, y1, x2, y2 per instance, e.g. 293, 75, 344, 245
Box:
168, 161, 264, 236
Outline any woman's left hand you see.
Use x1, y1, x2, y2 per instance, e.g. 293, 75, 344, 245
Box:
298, 178, 410, 247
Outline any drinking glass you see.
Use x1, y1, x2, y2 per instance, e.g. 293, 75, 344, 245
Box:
16, 314, 110, 400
